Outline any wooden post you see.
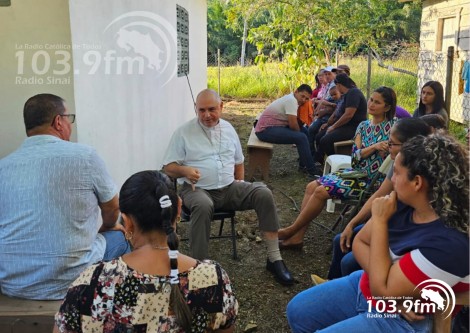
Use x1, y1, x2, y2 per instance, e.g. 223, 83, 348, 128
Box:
445, 46, 454, 117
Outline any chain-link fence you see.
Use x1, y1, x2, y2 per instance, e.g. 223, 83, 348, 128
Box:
208, 45, 469, 125
337, 44, 419, 112
418, 48, 470, 124
208, 51, 253, 67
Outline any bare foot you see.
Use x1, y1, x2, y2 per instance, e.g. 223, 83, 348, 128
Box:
278, 228, 293, 240
279, 236, 304, 247
279, 237, 304, 250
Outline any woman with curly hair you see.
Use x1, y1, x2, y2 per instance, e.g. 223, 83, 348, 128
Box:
287, 133, 469, 332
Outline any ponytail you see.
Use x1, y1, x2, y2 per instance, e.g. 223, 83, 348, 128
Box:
157, 186, 192, 331
120, 170, 193, 330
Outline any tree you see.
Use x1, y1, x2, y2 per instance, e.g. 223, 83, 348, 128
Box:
224, 0, 421, 78
207, 0, 259, 65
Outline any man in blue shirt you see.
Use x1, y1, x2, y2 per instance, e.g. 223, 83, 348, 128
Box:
0, 93, 129, 300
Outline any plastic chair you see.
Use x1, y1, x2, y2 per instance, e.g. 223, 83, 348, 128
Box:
323, 154, 352, 213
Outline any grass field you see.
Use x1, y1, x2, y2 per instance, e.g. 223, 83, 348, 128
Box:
208, 57, 418, 111
208, 59, 467, 141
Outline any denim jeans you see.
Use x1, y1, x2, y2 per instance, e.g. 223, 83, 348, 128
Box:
256, 126, 317, 174
101, 230, 131, 261
287, 270, 433, 333
327, 224, 363, 280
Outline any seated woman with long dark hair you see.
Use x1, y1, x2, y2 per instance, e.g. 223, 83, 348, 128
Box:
54, 171, 238, 333
287, 133, 469, 332
279, 86, 396, 249
413, 80, 449, 127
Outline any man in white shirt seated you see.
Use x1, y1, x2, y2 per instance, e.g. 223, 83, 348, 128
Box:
163, 89, 294, 286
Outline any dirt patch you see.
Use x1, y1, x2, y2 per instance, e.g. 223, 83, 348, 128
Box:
178, 100, 343, 333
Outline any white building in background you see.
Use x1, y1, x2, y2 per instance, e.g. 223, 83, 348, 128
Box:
401, 0, 470, 123
0, 0, 207, 187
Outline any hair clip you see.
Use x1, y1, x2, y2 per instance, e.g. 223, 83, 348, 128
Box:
159, 195, 172, 208
170, 269, 179, 285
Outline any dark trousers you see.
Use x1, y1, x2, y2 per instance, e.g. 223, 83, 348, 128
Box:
308, 116, 329, 156
314, 124, 357, 163
180, 181, 279, 260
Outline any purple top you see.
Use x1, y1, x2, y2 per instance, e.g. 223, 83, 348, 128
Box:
395, 106, 411, 119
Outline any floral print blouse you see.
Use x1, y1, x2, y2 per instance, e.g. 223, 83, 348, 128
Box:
55, 258, 238, 332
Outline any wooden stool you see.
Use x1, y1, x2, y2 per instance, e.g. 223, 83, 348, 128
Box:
247, 128, 273, 181
0, 293, 62, 333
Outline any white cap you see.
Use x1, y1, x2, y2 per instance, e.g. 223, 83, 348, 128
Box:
323, 65, 336, 72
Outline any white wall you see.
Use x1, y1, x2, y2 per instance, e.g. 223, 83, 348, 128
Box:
0, 0, 207, 188
0, 0, 76, 158
68, 0, 207, 187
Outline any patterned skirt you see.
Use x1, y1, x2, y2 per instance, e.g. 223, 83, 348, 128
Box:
319, 168, 383, 200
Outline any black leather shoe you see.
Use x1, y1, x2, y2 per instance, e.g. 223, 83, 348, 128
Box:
266, 259, 294, 286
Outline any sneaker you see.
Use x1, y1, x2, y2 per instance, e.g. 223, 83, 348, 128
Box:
307, 173, 320, 181
311, 274, 328, 286
307, 167, 322, 180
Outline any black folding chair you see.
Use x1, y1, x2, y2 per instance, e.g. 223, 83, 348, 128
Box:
164, 172, 238, 259
180, 207, 238, 259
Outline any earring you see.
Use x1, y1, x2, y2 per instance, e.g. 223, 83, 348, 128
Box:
125, 231, 133, 241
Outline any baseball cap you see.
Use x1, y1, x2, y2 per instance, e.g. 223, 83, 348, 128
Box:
332, 65, 351, 75
323, 65, 336, 72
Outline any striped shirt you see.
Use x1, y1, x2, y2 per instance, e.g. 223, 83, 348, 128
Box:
0, 135, 117, 300
360, 202, 469, 310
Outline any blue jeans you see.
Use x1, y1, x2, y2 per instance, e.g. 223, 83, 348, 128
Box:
256, 126, 317, 174
287, 270, 433, 333
327, 224, 363, 280
101, 230, 131, 261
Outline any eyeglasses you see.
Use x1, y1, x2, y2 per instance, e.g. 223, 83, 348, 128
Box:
387, 141, 402, 148
51, 114, 76, 125
60, 114, 76, 123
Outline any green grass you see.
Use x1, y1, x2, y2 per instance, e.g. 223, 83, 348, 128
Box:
207, 64, 291, 99
208, 58, 418, 111
208, 58, 467, 140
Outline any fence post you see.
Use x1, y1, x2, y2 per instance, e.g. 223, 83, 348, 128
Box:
445, 46, 454, 117
217, 48, 221, 96
335, 47, 339, 67
366, 48, 372, 100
